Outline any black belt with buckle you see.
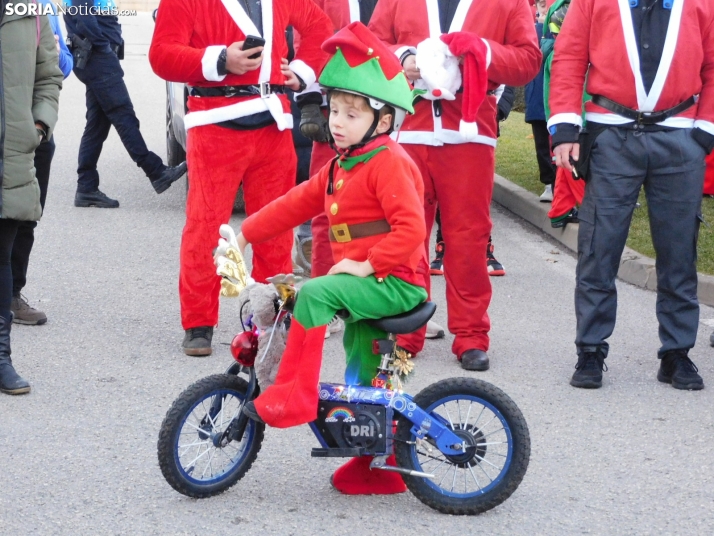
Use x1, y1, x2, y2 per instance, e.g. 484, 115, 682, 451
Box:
189, 83, 287, 99
591, 94, 697, 126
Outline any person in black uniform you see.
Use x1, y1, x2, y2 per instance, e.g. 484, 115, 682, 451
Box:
64, 0, 187, 208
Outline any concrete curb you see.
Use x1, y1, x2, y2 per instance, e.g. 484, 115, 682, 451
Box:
492, 174, 714, 307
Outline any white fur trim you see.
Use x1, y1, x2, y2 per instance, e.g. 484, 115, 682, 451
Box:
449, 0, 474, 32
296, 82, 322, 100
348, 0, 360, 23
184, 95, 294, 130
460, 120, 479, 141
547, 113, 583, 130
217, 0, 272, 83
425, 0, 441, 38
616, 0, 684, 111
289, 59, 317, 89
583, 112, 632, 125
396, 46, 417, 63
644, 0, 684, 111
695, 120, 714, 136
586, 112, 695, 129
258, 0, 273, 83
219, 0, 260, 37
481, 39, 492, 68
494, 84, 505, 102
202, 46, 228, 82
393, 129, 497, 147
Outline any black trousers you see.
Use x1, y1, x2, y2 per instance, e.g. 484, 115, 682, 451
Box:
575, 127, 705, 358
10, 137, 54, 296
0, 220, 20, 318
530, 120, 556, 185
73, 50, 163, 193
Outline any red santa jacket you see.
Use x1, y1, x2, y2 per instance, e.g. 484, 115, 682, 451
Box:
369, 0, 541, 147
314, 0, 362, 29
149, 0, 332, 131
242, 136, 427, 285
548, 0, 714, 134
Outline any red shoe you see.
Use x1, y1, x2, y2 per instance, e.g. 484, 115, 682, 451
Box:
330, 456, 407, 495
487, 239, 506, 277
252, 320, 327, 428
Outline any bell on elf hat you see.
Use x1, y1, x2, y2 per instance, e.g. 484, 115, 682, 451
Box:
319, 22, 419, 133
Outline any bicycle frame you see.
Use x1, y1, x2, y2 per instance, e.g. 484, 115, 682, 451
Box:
314, 382, 465, 456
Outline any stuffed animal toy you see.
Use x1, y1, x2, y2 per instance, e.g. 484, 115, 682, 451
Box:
235, 282, 289, 390
414, 37, 461, 101
413, 33, 489, 142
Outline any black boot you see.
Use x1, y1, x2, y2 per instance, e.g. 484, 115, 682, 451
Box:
570, 350, 607, 388
0, 313, 30, 395
657, 350, 704, 390
151, 161, 188, 194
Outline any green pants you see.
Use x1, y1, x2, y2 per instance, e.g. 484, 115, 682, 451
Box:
293, 274, 428, 386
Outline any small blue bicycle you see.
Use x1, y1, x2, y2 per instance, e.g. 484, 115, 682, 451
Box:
157, 277, 530, 515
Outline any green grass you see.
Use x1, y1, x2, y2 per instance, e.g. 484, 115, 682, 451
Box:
495, 112, 714, 275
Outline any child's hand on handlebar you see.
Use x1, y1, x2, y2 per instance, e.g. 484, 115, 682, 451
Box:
328, 259, 375, 278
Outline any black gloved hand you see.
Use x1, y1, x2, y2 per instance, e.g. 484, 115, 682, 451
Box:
299, 103, 330, 143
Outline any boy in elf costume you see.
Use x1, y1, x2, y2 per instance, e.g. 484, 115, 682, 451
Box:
238, 22, 429, 495
300, 0, 382, 281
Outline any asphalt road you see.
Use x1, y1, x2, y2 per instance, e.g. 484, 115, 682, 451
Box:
2, 14, 714, 535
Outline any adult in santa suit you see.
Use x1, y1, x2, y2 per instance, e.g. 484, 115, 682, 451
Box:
550, 0, 714, 390
298, 0, 380, 281
369, 0, 542, 370
149, 0, 332, 356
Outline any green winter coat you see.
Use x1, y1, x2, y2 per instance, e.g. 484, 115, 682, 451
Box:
0, 0, 63, 220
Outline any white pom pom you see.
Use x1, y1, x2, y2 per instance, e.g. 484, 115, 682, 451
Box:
460, 120, 479, 142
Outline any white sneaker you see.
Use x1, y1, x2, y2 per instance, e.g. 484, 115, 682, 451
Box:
324, 316, 345, 339
425, 319, 445, 339
539, 184, 553, 202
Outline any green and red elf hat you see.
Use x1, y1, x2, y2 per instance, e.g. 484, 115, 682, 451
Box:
319, 22, 419, 118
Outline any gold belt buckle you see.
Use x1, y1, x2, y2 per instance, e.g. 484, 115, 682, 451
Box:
332, 223, 351, 243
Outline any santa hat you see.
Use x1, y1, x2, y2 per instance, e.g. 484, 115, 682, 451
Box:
440, 32, 489, 142
319, 22, 417, 115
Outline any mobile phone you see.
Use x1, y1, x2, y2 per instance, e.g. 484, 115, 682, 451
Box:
569, 156, 580, 180
242, 35, 265, 59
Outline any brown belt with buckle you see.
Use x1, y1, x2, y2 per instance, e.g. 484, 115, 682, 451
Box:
329, 219, 391, 243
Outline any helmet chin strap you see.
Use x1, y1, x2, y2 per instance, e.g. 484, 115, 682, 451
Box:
329, 109, 381, 158
326, 109, 382, 195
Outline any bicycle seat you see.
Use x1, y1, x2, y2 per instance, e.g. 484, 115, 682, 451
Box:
365, 301, 436, 334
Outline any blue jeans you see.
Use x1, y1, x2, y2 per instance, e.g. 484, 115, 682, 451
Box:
73, 50, 163, 192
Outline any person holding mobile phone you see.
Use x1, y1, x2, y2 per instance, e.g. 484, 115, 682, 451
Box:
149, 0, 332, 356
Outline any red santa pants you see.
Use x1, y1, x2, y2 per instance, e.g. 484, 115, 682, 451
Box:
548, 167, 585, 220
399, 142, 495, 357
309, 141, 338, 278
181, 123, 295, 329
704, 153, 714, 196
